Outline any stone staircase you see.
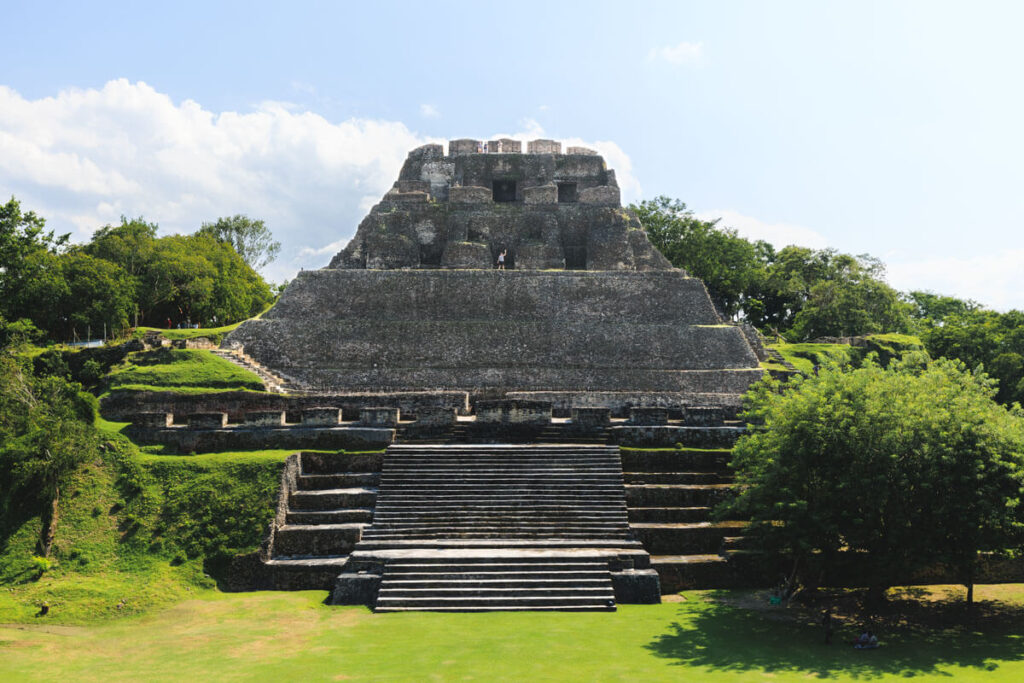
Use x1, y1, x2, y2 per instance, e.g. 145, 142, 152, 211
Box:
332, 445, 659, 611
622, 448, 750, 591
375, 555, 616, 612
258, 451, 381, 589
211, 348, 295, 394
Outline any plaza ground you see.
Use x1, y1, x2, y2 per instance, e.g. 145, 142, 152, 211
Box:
2, 585, 1022, 681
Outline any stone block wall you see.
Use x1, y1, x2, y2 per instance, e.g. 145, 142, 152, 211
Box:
527, 139, 562, 154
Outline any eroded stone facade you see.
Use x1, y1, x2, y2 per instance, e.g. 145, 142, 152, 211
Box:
328, 140, 673, 272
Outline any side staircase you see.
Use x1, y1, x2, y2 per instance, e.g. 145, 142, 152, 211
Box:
257, 451, 381, 589
623, 448, 751, 591
332, 445, 659, 611
211, 348, 296, 394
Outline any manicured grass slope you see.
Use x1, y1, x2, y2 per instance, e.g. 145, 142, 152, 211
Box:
2, 588, 1023, 681
106, 347, 265, 393
0, 441, 287, 623
132, 322, 243, 344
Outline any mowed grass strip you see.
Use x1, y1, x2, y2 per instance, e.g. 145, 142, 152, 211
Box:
107, 348, 265, 393
2, 587, 1024, 681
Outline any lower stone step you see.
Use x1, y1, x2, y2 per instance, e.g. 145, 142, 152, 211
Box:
627, 507, 712, 523
374, 604, 615, 612
289, 488, 378, 510
258, 555, 350, 591
273, 523, 365, 556
285, 508, 374, 525
631, 521, 747, 555
625, 484, 732, 507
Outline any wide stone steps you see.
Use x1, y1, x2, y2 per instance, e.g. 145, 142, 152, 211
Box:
286, 508, 374, 525
374, 557, 616, 612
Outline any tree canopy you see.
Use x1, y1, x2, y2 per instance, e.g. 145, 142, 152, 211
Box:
631, 197, 912, 339
0, 200, 276, 340
723, 356, 1024, 603
198, 215, 281, 271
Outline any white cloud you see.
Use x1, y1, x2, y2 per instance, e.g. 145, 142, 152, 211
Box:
419, 103, 440, 118
694, 209, 830, 250
647, 41, 704, 66
887, 251, 1024, 312
0, 80, 643, 283
0, 80, 436, 283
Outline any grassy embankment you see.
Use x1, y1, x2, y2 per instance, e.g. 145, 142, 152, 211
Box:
104, 347, 266, 394
0, 335, 339, 623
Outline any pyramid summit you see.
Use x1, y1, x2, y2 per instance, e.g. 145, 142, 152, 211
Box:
225, 139, 764, 412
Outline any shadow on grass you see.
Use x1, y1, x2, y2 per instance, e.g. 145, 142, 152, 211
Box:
647, 590, 1024, 678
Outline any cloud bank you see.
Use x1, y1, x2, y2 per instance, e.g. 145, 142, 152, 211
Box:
0, 80, 641, 284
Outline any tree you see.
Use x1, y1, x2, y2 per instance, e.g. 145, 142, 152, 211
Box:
632, 197, 770, 319
788, 276, 912, 340
0, 198, 70, 331
723, 356, 1024, 605
0, 341, 100, 557
198, 215, 281, 271
911, 299, 1024, 406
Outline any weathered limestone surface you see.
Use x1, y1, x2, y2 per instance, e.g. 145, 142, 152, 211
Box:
228, 270, 761, 395
224, 140, 763, 405
327, 142, 671, 272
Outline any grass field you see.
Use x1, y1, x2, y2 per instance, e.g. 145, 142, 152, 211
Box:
106, 348, 266, 393
2, 587, 1022, 681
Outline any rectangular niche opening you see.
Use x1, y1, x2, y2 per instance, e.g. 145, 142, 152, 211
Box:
564, 245, 587, 270
557, 182, 577, 203
492, 179, 517, 202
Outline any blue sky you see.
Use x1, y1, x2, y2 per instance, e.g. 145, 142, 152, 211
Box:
2, 0, 1022, 308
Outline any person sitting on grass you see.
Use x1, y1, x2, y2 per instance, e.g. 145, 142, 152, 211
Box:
855, 631, 879, 649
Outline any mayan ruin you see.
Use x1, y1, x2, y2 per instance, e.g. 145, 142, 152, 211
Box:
118, 139, 766, 611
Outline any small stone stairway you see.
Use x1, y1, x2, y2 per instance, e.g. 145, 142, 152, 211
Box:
375, 555, 616, 612
333, 445, 659, 611
622, 448, 749, 590
211, 348, 294, 394
765, 348, 798, 373
259, 451, 381, 589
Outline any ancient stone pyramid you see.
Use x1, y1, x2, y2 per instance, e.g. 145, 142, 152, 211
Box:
226, 138, 763, 412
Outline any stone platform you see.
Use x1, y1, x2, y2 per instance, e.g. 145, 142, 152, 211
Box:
226, 270, 762, 399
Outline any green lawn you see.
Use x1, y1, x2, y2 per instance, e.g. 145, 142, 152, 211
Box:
2, 587, 1022, 681
106, 348, 265, 393
132, 322, 244, 343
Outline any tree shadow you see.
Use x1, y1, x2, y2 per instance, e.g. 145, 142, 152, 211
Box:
646, 590, 1024, 678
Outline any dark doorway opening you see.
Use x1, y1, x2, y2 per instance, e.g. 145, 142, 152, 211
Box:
492, 179, 517, 202
564, 246, 586, 270
557, 182, 577, 203
419, 243, 442, 267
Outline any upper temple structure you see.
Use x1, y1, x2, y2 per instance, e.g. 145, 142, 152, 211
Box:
328, 138, 673, 271
225, 139, 765, 411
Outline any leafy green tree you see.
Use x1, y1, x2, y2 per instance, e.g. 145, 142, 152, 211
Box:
723, 356, 1024, 605
198, 214, 281, 271
911, 298, 1024, 405
788, 276, 912, 340
0, 342, 100, 557
0, 198, 70, 333
632, 197, 769, 319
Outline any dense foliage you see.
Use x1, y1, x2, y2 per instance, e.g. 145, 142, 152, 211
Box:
0, 334, 102, 556
632, 196, 913, 339
723, 356, 1024, 603
0, 198, 275, 341
197, 214, 281, 271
